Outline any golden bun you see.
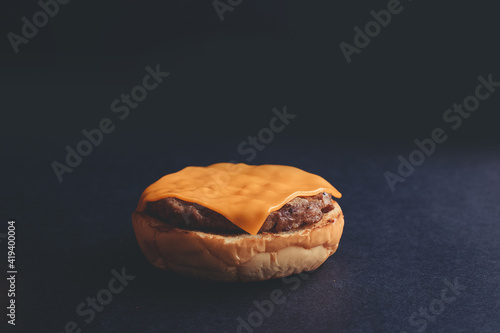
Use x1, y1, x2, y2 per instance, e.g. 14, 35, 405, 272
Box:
132, 201, 344, 282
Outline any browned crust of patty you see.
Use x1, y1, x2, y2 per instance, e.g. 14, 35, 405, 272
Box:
144, 192, 335, 234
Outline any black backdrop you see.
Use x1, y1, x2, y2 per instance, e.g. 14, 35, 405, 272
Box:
1, 1, 500, 332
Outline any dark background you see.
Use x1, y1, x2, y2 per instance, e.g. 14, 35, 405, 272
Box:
1, 0, 499, 332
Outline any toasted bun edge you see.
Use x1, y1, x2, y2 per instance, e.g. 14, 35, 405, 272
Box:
132, 201, 344, 281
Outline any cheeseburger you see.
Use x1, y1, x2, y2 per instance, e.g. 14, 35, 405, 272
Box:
132, 163, 344, 282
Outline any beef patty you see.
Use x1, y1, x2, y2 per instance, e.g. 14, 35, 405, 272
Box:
144, 192, 336, 234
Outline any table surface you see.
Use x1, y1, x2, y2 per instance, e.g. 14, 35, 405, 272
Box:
1, 137, 499, 333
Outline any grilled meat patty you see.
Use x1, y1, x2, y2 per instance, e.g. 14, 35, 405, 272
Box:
144, 192, 336, 234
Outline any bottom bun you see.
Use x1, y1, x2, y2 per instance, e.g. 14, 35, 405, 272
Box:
132, 201, 344, 282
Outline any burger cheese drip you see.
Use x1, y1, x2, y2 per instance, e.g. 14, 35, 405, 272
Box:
136, 163, 342, 235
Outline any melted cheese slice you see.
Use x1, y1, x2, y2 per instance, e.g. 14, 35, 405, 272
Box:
136, 163, 342, 235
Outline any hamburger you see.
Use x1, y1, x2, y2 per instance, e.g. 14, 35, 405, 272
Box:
132, 163, 344, 282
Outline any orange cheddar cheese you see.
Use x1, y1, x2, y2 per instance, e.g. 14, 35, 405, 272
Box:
136, 163, 342, 235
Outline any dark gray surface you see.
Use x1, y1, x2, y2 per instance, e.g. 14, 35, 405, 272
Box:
1, 138, 499, 333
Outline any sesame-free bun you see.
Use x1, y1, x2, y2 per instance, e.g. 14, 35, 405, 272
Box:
132, 201, 344, 282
